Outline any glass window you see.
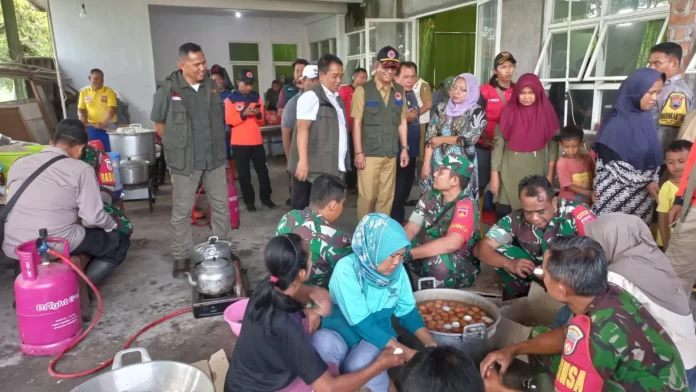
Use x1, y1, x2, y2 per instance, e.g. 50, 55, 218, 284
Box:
310, 43, 319, 62
367, 22, 411, 60
341, 58, 361, 85
348, 32, 362, 56
608, 0, 668, 15
552, 0, 601, 23
568, 89, 594, 130
272, 44, 297, 62
540, 28, 595, 80
600, 89, 619, 121
320, 40, 331, 56
231, 64, 259, 92
229, 43, 259, 62
476, 0, 498, 84
275, 65, 294, 85
589, 18, 664, 78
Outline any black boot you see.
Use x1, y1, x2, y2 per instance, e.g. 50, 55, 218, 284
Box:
84, 259, 119, 286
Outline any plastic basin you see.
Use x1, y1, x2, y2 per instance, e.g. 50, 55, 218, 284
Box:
223, 298, 248, 336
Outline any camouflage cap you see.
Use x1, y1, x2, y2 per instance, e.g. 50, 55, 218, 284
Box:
437, 154, 474, 178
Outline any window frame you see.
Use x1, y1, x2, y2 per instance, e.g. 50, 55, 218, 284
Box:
535, 24, 599, 83
271, 43, 298, 85
310, 38, 337, 62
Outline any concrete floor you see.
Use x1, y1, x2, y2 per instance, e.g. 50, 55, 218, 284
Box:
7, 156, 688, 391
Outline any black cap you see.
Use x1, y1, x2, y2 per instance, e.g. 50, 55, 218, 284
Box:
376, 46, 400, 68
494, 52, 517, 68
237, 69, 256, 84
55, 119, 88, 144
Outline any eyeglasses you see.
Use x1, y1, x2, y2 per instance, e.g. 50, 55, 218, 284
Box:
449, 86, 467, 94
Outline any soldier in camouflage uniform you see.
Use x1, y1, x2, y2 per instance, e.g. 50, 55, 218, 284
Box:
276, 174, 352, 288
481, 237, 688, 392
404, 154, 480, 288
475, 175, 594, 298
81, 145, 133, 236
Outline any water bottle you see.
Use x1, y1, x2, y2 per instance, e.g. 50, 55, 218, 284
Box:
107, 152, 122, 193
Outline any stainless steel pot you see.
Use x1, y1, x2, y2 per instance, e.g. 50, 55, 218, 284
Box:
413, 278, 502, 361
187, 257, 237, 296
70, 348, 215, 392
109, 124, 156, 165
193, 235, 232, 263
120, 158, 150, 185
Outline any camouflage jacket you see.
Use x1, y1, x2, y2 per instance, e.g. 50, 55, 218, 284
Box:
585, 285, 687, 391
485, 199, 594, 262
409, 190, 479, 256
276, 208, 352, 288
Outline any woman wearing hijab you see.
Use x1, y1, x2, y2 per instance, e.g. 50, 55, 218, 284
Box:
585, 213, 696, 390
592, 68, 665, 225
490, 73, 559, 218
315, 214, 437, 392
421, 73, 487, 200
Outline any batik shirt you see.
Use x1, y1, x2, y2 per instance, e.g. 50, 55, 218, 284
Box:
276, 208, 352, 288
409, 190, 479, 257
485, 199, 595, 262
580, 285, 687, 391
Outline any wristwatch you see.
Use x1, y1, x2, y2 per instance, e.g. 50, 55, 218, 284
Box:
400, 145, 410, 151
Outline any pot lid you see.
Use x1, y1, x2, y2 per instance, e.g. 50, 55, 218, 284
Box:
114, 126, 155, 134
120, 158, 150, 168
193, 236, 231, 259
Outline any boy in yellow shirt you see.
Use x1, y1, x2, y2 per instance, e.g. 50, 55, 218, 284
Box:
78, 68, 118, 151
657, 139, 692, 249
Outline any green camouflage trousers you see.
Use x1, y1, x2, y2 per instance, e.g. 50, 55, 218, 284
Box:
409, 239, 480, 289
494, 245, 543, 298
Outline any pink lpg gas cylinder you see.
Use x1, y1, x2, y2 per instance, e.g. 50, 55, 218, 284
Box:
228, 170, 240, 229
14, 235, 82, 356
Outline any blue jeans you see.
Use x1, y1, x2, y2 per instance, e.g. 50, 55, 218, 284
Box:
312, 329, 389, 392
688, 366, 696, 391
87, 125, 113, 152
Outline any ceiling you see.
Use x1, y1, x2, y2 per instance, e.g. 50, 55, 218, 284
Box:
148, 5, 324, 19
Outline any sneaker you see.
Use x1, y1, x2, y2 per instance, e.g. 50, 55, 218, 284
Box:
262, 200, 277, 209
246, 203, 257, 212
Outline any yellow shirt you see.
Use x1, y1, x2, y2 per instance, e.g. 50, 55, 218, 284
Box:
78, 86, 117, 123
656, 180, 679, 246
350, 78, 407, 121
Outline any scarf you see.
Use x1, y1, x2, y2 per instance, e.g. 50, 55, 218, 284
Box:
351, 213, 410, 289
585, 213, 690, 316
594, 68, 665, 170
445, 73, 480, 118
499, 73, 559, 152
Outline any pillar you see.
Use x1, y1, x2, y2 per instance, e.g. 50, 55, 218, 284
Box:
669, 0, 696, 70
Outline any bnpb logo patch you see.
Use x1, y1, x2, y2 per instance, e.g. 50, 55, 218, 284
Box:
394, 92, 402, 100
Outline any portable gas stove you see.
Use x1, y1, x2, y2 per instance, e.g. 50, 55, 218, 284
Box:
192, 268, 251, 319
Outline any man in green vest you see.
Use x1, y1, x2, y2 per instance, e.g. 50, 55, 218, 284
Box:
150, 42, 231, 278
290, 54, 350, 210
278, 58, 309, 118
351, 46, 410, 221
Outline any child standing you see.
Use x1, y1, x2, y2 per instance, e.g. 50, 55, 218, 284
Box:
556, 125, 594, 204
657, 140, 693, 250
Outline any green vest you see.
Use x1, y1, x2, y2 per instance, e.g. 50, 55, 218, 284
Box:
161, 73, 226, 175
361, 80, 404, 158
283, 84, 300, 103
288, 85, 350, 181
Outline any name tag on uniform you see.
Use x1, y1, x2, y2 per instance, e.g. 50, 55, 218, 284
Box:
366, 101, 380, 107
488, 98, 500, 102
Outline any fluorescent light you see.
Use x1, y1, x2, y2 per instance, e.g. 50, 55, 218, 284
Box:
79, 3, 87, 18
235, 11, 242, 18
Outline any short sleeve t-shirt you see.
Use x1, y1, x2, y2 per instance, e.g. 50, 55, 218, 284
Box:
656, 180, 680, 246
557, 155, 594, 203
225, 298, 328, 392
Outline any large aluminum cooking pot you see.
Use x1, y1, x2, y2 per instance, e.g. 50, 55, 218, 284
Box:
109, 124, 156, 165
120, 158, 150, 185
413, 278, 502, 362
70, 348, 215, 392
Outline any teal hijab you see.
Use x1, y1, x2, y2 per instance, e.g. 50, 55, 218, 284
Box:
352, 213, 410, 288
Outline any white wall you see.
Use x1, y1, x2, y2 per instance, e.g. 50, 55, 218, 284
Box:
149, 10, 309, 92
48, 0, 156, 125
306, 15, 345, 60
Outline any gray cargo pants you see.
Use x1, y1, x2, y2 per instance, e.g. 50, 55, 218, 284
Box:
170, 164, 231, 260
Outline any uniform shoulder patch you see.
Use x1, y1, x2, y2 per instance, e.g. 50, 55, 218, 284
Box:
564, 324, 585, 356
571, 205, 596, 235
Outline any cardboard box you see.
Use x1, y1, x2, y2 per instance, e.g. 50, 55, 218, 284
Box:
492, 283, 564, 362
191, 349, 229, 392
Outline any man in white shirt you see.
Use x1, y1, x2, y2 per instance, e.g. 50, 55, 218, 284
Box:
289, 55, 349, 210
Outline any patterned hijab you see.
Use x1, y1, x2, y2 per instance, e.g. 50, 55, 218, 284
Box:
352, 213, 410, 288
446, 73, 481, 118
